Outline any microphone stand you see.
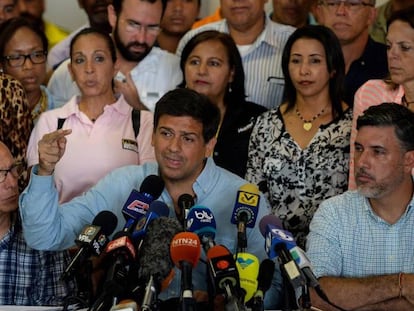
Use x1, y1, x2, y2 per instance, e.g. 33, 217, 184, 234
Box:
300, 284, 311, 311
279, 262, 298, 311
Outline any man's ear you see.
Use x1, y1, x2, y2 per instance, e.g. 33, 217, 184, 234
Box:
107, 4, 117, 30
205, 136, 217, 158
404, 150, 414, 174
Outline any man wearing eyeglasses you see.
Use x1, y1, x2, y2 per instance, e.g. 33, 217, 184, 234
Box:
0, 141, 76, 305
47, 0, 182, 111
313, 0, 388, 106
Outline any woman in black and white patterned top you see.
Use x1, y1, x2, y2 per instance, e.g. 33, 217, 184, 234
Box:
246, 25, 352, 249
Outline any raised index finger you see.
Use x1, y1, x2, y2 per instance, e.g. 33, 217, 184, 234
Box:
41, 129, 72, 144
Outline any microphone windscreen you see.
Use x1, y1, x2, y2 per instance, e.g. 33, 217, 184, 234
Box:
139, 175, 164, 199
148, 200, 169, 217
236, 253, 259, 302
92, 210, 118, 236
170, 232, 201, 268
138, 217, 182, 282
259, 214, 283, 237
257, 259, 275, 292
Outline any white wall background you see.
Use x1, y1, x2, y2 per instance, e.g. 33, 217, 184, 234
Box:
44, 0, 390, 32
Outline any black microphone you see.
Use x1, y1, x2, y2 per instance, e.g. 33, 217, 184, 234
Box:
61, 210, 118, 281
177, 193, 194, 230
207, 245, 246, 311
91, 232, 137, 311
250, 259, 275, 311
137, 217, 183, 311
122, 175, 164, 233
230, 184, 260, 252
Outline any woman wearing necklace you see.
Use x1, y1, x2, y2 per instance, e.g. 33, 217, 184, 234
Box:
0, 18, 59, 124
245, 25, 352, 249
349, 6, 414, 189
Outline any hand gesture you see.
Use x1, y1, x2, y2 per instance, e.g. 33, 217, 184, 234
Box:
37, 129, 72, 175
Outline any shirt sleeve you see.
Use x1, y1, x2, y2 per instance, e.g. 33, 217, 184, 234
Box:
306, 198, 343, 278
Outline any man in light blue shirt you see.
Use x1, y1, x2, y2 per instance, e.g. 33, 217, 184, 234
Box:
307, 103, 414, 310
19, 88, 282, 309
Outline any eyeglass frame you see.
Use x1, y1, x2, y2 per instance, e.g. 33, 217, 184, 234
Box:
0, 162, 24, 183
318, 0, 375, 11
2, 50, 48, 67
120, 18, 161, 36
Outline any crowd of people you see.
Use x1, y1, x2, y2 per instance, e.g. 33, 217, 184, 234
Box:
0, 0, 414, 310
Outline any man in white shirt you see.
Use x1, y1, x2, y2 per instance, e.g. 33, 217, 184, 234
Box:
48, 0, 182, 111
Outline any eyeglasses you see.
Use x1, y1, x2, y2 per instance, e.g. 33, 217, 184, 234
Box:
3, 50, 47, 67
122, 19, 160, 36
0, 162, 24, 183
318, 0, 374, 12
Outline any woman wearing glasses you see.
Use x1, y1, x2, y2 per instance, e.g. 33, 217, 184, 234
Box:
0, 17, 58, 123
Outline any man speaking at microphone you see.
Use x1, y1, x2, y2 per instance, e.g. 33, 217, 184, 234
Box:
19, 88, 283, 309
307, 104, 414, 310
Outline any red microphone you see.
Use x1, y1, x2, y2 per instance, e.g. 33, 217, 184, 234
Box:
170, 232, 201, 311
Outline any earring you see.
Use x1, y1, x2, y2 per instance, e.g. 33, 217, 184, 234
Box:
228, 82, 232, 93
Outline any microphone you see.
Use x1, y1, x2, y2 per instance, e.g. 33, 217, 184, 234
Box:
131, 200, 169, 242
91, 231, 138, 311
230, 183, 260, 252
206, 245, 245, 310
249, 259, 275, 311
259, 216, 319, 288
61, 210, 118, 280
122, 175, 164, 233
235, 252, 259, 303
177, 193, 195, 229
137, 217, 183, 310
186, 205, 216, 252
259, 217, 305, 290
170, 232, 201, 311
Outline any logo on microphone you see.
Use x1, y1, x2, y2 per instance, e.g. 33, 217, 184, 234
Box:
126, 199, 149, 213
237, 191, 259, 207
194, 210, 213, 222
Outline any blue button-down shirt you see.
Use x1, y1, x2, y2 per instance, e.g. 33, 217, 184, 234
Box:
20, 158, 283, 307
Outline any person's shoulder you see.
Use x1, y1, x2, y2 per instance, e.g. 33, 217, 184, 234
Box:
146, 47, 179, 65
317, 191, 363, 216
356, 79, 395, 97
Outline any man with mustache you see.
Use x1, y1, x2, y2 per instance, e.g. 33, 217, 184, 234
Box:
307, 103, 414, 310
47, 0, 181, 111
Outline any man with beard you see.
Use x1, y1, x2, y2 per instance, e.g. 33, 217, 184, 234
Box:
47, 0, 181, 111
47, 0, 113, 70
306, 103, 414, 311
156, 0, 200, 53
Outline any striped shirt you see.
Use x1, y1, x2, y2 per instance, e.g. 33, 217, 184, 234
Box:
307, 190, 414, 278
348, 79, 404, 190
176, 15, 295, 110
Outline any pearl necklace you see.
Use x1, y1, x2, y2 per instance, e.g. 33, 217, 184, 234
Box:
295, 105, 327, 131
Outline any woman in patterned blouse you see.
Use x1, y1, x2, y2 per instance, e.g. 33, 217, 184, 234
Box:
245, 25, 352, 248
